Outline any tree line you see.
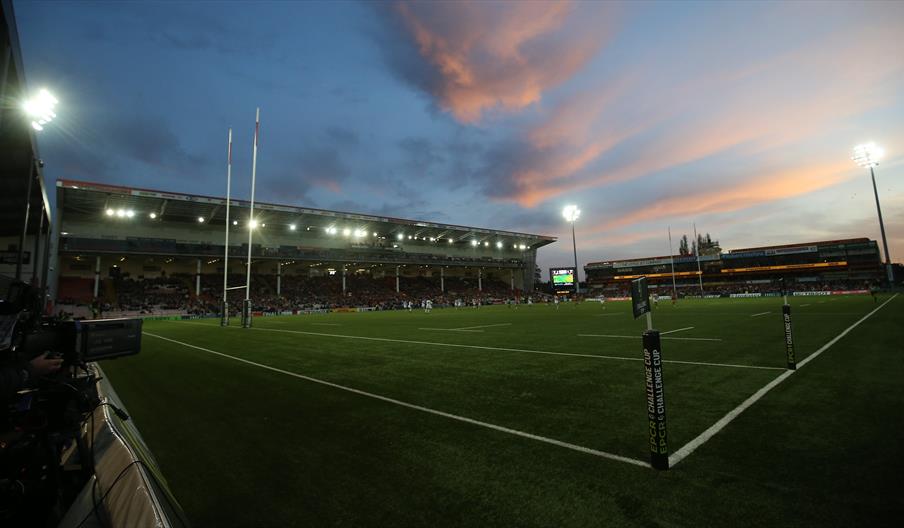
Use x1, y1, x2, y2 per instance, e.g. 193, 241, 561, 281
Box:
678, 232, 720, 256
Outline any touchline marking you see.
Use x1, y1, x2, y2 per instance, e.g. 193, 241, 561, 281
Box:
750, 312, 771, 317
453, 323, 512, 330
661, 326, 694, 335
168, 321, 770, 370
669, 293, 899, 467
419, 328, 484, 333
578, 333, 723, 343
311, 323, 342, 326
142, 331, 650, 469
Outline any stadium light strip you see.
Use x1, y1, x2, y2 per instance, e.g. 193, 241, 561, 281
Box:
720, 261, 847, 273
613, 271, 702, 280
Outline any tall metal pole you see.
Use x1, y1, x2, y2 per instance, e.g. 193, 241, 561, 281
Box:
870, 166, 894, 284
222, 128, 232, 326
668, 227, 678, 302
244, 109, 260, 328
571, 220, 579, 294
16, 163, 34, 280
693, 222, 704, 295
32, 203, 44, 285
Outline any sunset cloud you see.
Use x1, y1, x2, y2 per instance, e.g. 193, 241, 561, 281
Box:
383, 0, 612, 123
479, 14, 904, 210
597, 161, 855, 233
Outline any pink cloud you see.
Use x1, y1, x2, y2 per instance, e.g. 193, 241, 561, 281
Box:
391, 0, 612, 123
494, 19, 904, 208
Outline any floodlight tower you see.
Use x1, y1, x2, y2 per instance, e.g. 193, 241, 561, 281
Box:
562, 205, 581, 294
16, 89, 58, 281
852, 143, 894, 285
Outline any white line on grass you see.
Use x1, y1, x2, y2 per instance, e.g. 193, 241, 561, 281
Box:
595, 313, 623, 317
452, 323, 512, 330
419, 328, 484, 333
800, 304, 811, 307
661, 327, 694, 335
311, 323, 342, 326
142, 331, 650, 469
668, 293, 899, 467
750, 312, 771, 317
170, 321, 773, 370
578, 334, 723, 343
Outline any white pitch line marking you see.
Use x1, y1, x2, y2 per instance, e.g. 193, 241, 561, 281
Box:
800, 304, 811, 307
452, 323, 512, 330
750, 312, 771, 317
578, 334, 722, 343
595, 313, 623, 317
143, 331, 650, 469
419, 328, 484, 333
311, 323, 342, 326
661, 326, 694, 335
669, 293, 898, 467
168, 321, 768, 370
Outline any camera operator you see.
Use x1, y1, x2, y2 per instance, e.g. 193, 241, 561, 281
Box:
0, 352, 63, 400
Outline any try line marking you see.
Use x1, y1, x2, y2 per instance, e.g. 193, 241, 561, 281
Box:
172, 322, 778, 371
669, 293, 898, 467
453, 323, 512, 330
578, 333, 722, 343
419, 328, 484, 333
661, 326, 693, 335
143, 331, 650, 469
750, 312, 771, 317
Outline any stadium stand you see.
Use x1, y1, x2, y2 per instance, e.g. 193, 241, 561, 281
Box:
51, 180, 555, 317
585, 238, 884, 298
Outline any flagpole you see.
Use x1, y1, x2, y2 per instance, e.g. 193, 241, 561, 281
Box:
243, 108, 260, 328
693, 222, 704, 296
221, 128, 232, 326
668, 226, 678, 303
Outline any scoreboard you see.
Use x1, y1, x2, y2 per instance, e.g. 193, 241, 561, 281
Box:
550, 267, 576, 292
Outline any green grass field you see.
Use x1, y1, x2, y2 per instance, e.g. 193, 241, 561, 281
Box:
100, 294, 903, 527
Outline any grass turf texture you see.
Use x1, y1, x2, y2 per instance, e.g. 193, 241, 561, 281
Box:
100, 294, 904, 527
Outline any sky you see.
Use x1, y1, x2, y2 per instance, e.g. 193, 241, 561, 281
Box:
15, 0, 904, 278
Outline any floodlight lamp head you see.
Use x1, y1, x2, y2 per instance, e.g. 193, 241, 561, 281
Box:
852, 143, 883, 168
562, 205, 581, 222
23, 88, 58, 131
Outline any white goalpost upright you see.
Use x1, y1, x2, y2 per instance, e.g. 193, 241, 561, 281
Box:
242, 108, 260, 328
667, 226, 678, 303
221, 128, 233, 326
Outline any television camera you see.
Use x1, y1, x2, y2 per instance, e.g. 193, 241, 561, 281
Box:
0, 276, 142, 526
